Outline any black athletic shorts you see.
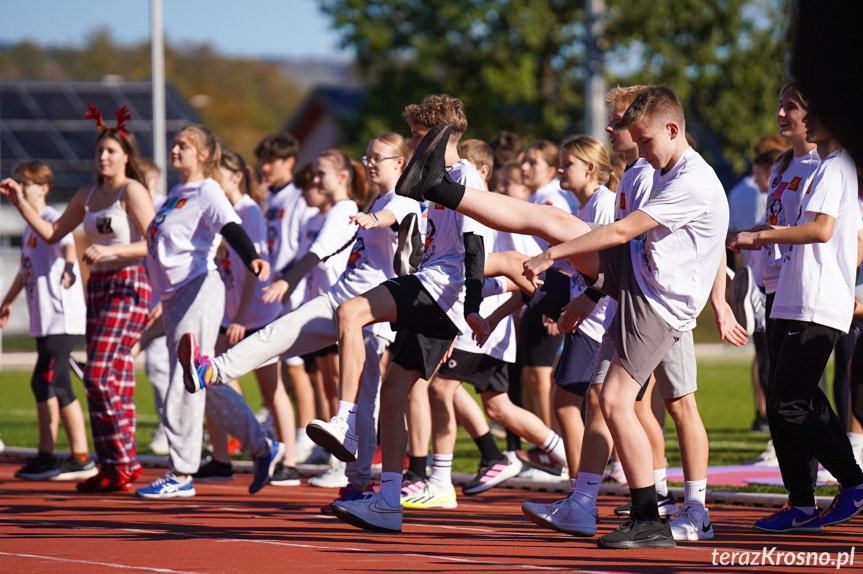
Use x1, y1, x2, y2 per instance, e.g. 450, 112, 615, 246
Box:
438, 348, 509, 393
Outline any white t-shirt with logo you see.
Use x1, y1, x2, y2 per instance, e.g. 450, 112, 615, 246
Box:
216, 194, 281, 330
265, 181, 318, 311
569, 186, 616, 341
632, 147, 729, 332
327, 190, 420, 343
759, 149, 820, 293
772, 149, 862, 333
305, 199, 359, 300
146, 178, 241, 299
414, 160, 486, 335
19, 206, 86, 337
528, 179, 577, 256
616, 158, 655, 221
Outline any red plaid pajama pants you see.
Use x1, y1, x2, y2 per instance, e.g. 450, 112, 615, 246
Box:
84, 265, 151, 474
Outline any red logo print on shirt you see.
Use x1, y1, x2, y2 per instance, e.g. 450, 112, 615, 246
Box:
787, 177, 802, 192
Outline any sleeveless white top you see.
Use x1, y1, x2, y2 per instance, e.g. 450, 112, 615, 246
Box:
83, 182, 142, 267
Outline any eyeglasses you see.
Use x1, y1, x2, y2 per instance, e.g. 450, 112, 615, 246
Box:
361, 156, 399, 167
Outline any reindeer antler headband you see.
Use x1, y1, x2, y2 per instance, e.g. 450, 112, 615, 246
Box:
85, 103, 131, 141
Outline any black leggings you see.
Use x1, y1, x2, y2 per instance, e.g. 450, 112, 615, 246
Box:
768, 319, 863, 506
833, 327, 859, 428
849, 331, 863, 426
32, 334, 80, 407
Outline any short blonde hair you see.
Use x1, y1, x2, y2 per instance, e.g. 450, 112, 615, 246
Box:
616, 86, 685, 131
458, 139, 494, 172
605, 85, 650, 112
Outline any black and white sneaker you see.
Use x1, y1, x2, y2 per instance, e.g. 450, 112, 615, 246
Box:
395, 123, 453, 202
69, 356, 85, 381
597, 517, 676, 549
52, 456, 98, 481
15, 456, 60, 480
192, 459, 234, 482
730, 265, 764, 334
393, 212, 423, 276
270, 463, 301, 486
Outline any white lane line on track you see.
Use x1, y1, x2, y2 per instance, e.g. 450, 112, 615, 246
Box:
0, 551, 198, 574
0, 516, 617, 573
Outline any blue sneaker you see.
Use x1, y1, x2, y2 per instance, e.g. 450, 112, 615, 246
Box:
249, 439, 286, 494
321, 483, 375, 514
753, 502, 820, 532
136, 472, 195, 499
820, 486, 863, 526
179, 333, 212, 393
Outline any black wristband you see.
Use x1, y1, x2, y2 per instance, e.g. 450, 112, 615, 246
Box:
584, 287, 605, 303
64, 262, 75, 275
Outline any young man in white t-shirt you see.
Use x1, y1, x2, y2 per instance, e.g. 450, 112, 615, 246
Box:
731, 112, 863, 532
256, 133, 320, 464
396, 86, 747, 548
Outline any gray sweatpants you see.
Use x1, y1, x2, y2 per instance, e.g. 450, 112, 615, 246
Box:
162, 271, 269, 475
210, 293, 384, 484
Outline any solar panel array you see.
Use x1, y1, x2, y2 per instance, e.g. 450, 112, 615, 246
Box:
1, 79, 200, 201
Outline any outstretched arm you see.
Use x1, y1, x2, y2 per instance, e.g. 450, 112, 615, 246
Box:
729, 213, 835, 252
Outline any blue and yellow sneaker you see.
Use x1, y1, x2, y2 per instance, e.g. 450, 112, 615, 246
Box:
820, 486, 863, 526
178, 333, 212, 393
321, 483, 375, 515
753, 502, 820, 532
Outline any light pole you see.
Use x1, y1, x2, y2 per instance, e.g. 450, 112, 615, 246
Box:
151, 0, 167, 195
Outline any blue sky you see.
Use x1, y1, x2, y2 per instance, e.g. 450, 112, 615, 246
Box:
0, 0, 352, 60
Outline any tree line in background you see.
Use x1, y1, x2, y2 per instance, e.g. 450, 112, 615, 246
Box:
0, 30, 306, 163
2, 0, 790, 176
321, 0, 791, 174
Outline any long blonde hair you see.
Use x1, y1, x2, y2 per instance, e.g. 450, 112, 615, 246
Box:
774, 82, 809, 177
178, 123, 222, 184
560, 135, 619, 193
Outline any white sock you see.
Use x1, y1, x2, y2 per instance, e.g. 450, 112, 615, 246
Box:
429, 454, 453, 487
654, 468, 668, 497
684, 478, 707, 507
380, 471, 402, 507
569, 477, 578, 493
337, 400, 357, 429
610, 461, 624, 476
797, 505, 817, 514
296, 428, 313, 447
571, 472, 602, 510
848, 432, 863, 467
541, 430, 567, 466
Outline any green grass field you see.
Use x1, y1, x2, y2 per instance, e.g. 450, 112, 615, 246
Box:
0, 354, 839, 496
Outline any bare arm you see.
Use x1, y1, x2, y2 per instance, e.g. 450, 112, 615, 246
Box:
0, 272, 25, 328
729, 213, 835, 252
351, 209, 396, 230
1, 179, 87, 244
709, 250, 748, 346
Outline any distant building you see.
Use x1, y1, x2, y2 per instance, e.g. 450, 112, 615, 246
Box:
284, 85, 364, 166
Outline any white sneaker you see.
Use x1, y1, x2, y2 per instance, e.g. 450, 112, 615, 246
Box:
669, 504, 714, 541
306, 416, 358, 462
401, 481, 458, 509
547, 496, 599, 537
747, 440, 779, 467
309, 461, 349, 488
332, 491, 403, 532
517, 466, 569, 483
522, 496, 570, 531
148, 424, 170, 456
0, 435, 5, 453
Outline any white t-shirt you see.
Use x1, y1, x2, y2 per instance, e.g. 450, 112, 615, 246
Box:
728, 175, 768, 274
414, 160, 486, 335
569, 186, 616, 342
327, 190, 420, 343
772, 149, 862, 333
759, 149, 820, 293
146, 178, 241, 299
305, 199, 359, 300
615, 158, 654, 221
265, 181, 318, 311
20, 206, 86, 337
632, 147, 729, 331
216, 195, 281, 330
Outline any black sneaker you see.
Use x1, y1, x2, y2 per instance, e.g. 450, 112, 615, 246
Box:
749, 415, 770, 433
393, 213, 423, 276
15, 456, 59, 480
270, 462, 300, 486
615, 493, 679, 518
597, 517, 676, 549
192, 459, 234, 482
395, 123, 453, 202
52, 456, 98, 481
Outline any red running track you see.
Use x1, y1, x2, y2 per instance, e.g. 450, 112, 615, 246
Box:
0, 462, 861, 573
